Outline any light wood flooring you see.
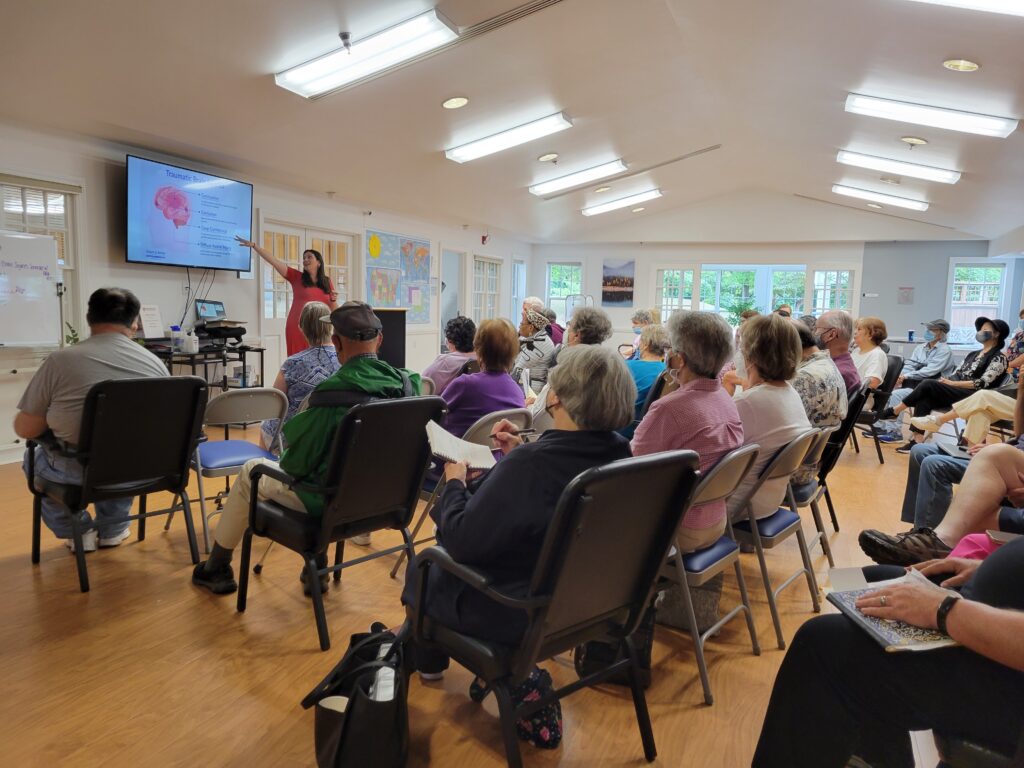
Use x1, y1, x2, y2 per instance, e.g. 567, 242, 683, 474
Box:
0, 428, 939, 767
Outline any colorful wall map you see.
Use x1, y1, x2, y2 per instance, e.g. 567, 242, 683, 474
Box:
365, 230, 431, 324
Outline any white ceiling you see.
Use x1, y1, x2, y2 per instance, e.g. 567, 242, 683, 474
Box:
1, 0, 1022, 242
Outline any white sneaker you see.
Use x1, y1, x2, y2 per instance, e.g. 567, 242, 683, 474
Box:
909, 415, 941, 433
350, 533, 371, 546
99, 528, 132, 548
418, 671, 444, 682
64, 529, 98, 553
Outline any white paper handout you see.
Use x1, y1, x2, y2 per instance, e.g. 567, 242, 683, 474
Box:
425, 421, 497, 470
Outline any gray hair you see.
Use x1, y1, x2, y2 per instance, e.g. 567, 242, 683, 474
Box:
299, 301, 333, 346
639, 324, 670, 356
666, 310, 734, 378
523, 296, 545, 313
819, 310, 854, 342
541, 307, 557, 323
548, 345, 636, 431
631, 308, 654, 325
569, 307, 613, 345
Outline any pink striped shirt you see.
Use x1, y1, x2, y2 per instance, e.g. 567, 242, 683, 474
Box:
631, 377, 744, 529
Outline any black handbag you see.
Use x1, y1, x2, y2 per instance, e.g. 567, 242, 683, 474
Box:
573, 604, 656, 689
301, 624, 409, 768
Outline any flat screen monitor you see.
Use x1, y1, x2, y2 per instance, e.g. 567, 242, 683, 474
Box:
196, 299, 226, 321
126, 155, 253, 271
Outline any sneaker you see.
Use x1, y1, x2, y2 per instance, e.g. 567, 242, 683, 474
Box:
858, 527, 952, 566
876, 432, 903, 444
910, 415, 941, 433
894, 441, 916, 454
64, 529, 98, 553
350, 533, 371, 546
98, 528, 131, 548
419, 670, 445, 682
191, 561, 238, 594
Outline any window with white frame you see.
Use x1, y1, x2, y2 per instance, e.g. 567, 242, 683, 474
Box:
699, 264, 806, 324
812, 270, 854, 315
947, 263, 1007, 345
654, 268, 694, 319
472, 256, 501, 322
511, 260, 526, 320
545, 262, 582, 323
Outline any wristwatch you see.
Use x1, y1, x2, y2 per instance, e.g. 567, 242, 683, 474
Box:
936, 594, 962, 634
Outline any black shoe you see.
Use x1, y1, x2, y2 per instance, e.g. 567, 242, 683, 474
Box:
192, 561, 237, 594
878, 407, 896, 421
300, 566, 329, 596
894, 441, 916, 454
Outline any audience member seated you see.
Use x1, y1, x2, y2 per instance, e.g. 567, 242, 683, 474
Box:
260, 301, 341, 453
753, 538, 1024, 768
514, 308, 556, 392
790, 323, 848, 485
15, 288, 168, 552
851, 316, 888, 389
1005, 307, 1024, 381
421, 316, 477, 396
629, 308, 654, 358
401, 346, 635, 747
796, 314, 817, 332
873, 318, 954, 443
541, 307, 564, 345
621, 323, 670, 439
882, 317, 1009, 454
191, 302, 420, 596
631, 310, 743, 551
721, 308, 761, 393
774, 303, 792, 318
440, 318, 525, 438
911, 386, 1018, 447
813, 310, 861, 396
727, 313, 811, 523
529, 307, 613, 433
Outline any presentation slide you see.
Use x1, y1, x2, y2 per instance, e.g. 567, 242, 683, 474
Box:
126, 155, 253, 271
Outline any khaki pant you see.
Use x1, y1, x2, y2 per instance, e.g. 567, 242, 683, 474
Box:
676, 517, 727, 554
214, 458, 306, 549
955, 389, 1016, 445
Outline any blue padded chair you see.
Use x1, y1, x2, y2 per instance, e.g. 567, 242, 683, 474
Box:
732, 429, 821, 650
786, 425, 839, 568
188, 388, 287, 552
659, 443, 762, 705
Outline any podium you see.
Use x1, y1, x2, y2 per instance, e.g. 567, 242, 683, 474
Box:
375, 308, 407, 369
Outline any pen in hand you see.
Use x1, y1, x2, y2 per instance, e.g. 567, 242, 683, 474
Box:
489, 428, 536, 440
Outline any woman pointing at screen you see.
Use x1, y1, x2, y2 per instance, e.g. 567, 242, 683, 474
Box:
236, 236, 338, 355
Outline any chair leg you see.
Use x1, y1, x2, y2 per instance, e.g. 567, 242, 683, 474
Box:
850, 430, 860, 453
69, 514, 90, 593
624, 635, 658, 762
389, 483, 441, 579
492, 681, 524, 768
750, 526, 785, 650
673, 555, 712, 705
795, 527, 821, 613
253, 542, 274, 575
196, 471, 211, 554
732, 559, 760, 656
31, 496, 41, 565
809, 499, 835, 567
823, 484, 839, 532
138, 494, 147, 541
307, 555, 331, 651
237, 528, 253, 612
179, 490, 200, 565
163, 494, 178, 531
333, 540, 344, 583
870, 424, 885, 465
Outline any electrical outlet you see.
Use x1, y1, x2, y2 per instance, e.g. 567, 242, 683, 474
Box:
182, 285, 190, 295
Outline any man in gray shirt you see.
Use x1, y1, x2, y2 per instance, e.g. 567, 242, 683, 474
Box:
15, 287, 168, 552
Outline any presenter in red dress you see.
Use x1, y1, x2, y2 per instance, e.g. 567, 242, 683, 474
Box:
236, 236, 338, 355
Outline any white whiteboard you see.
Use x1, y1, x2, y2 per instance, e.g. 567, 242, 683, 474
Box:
0, 231, 61, 347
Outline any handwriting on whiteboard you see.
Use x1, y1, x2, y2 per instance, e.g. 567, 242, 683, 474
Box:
0, 260, 55, 280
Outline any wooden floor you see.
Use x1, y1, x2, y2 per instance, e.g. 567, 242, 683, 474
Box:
0, 428, 939, 767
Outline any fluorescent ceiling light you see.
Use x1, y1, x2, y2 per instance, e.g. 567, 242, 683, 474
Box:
582, 189, 661, 217
845, 94, 1018, 138
529, 160, 627, 196
903, 1, 1024, 17
836, 150, 961, 184
275, 10, 458, 98
832, 184, 929, 211
445, 112, 572, 163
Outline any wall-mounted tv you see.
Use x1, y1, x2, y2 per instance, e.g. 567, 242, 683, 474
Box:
126, 155, 253, 271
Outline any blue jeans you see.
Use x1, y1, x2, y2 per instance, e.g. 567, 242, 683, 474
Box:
876, 387, 912, 434
900, 443, 968, 530
23, 446, 132, 539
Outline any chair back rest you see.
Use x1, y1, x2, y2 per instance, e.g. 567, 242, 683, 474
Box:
421, 376, 435, 396
638, 370, 676, 419
869, 354, 904, 411
460, 408, 532, 448
728, 429, 818, 516
801, 425, 838, 469
317, 397, 446, 536
690, 443, 760, 507
617, 343, 635, 360
203, 387, 288, 426
515, 450, 700, 677
819, 385, 869, 480
459, 359, 481, 376
77, 377, 208, 494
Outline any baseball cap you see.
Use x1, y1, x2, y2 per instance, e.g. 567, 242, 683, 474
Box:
922, 319, 950, 333
322, 301, 382, 340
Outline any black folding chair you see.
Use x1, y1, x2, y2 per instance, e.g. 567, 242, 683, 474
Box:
819, 385, 869, 532
459, 358, 481, 376
236, 396, 446, 650
409, 450, 701, 768
852, 353, 903, 464
26, 376, 208, 592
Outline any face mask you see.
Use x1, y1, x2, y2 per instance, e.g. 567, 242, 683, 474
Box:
632, 326, 643, 335
923, 330, 935, 342
976, 330, 993, 343
814, 331, 829, 349
543, 391, 559, 421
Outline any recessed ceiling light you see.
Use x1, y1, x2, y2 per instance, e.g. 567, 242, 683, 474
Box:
275, 9, 458, 98
867, 203, 884, 209
845, 93, 1018, 138
528, 159, 627, 196
582, 189, 662, 217
837, 150, 962, 184
631, 207, 646, 213
943, 58, 980, 72
903, 1, 1024, 17
444, 112, 573, 163
901, 136, 929, 146
442, 96, 469, 109
537, 152, 559, 163
594, 186, 611, 193
832, 184, 929, 211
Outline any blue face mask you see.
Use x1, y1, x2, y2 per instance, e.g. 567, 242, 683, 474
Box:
632, 326, 643, 335
924, 330, 935, 342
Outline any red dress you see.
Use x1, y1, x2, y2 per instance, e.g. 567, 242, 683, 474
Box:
285, 267, 334, 356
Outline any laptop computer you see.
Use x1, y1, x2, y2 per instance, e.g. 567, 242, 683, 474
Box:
196, 299, 228, 322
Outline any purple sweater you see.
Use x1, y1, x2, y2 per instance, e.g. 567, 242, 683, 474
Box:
441, 371, 526, 437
